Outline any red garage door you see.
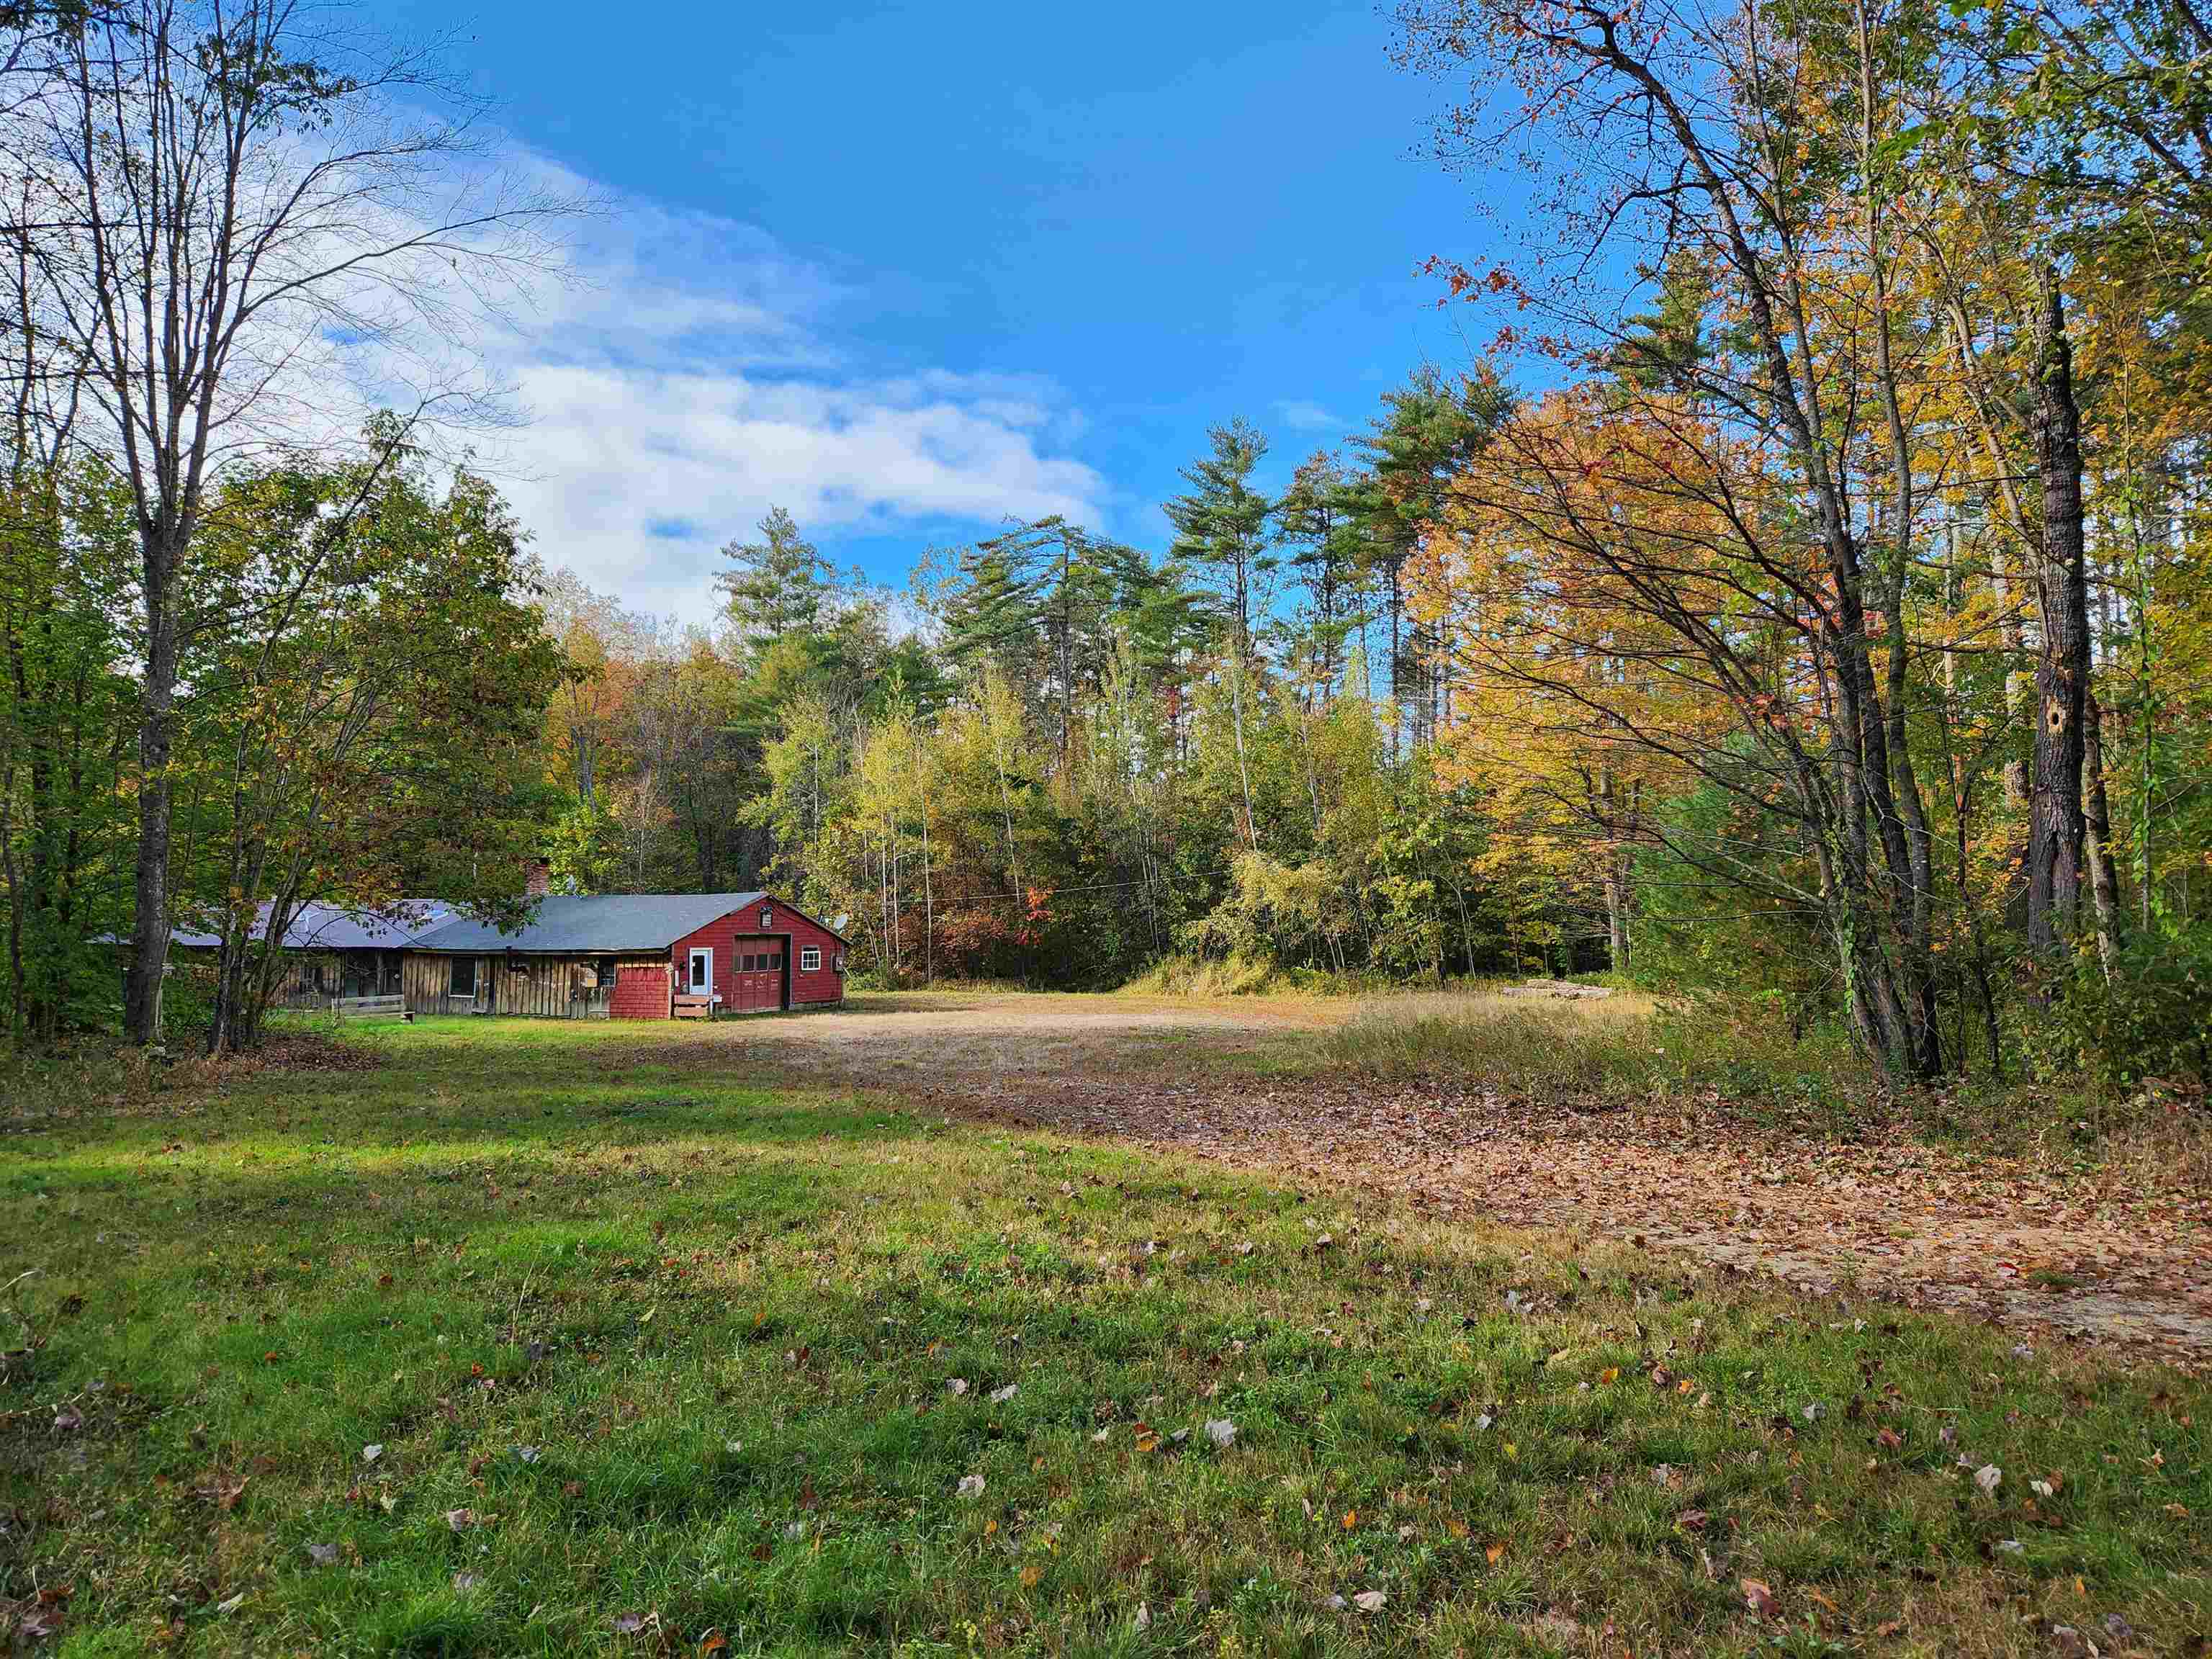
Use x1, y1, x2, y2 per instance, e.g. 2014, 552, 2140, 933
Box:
732, 938, 785, 1012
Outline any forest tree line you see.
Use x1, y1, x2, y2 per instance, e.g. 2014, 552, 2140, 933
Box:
2, 0, 2209, 1090
531, 0, 2212, 1089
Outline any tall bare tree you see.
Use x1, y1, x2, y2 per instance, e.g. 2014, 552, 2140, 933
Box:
1, 0, 567, 1040
1398, 0, 1957, 1076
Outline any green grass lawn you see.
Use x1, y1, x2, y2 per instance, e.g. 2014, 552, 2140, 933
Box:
1, 1017, 2206, 1656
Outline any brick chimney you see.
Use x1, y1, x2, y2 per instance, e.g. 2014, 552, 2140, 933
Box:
525, 857, 552, 898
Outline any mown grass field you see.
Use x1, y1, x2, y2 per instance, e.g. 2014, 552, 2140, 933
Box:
1, 1012, 2206, 1657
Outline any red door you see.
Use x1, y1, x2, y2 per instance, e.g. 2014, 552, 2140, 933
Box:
733, 938, 785, 1012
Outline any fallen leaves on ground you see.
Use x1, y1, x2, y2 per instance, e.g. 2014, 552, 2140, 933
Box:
941, 1071, 2212, 1363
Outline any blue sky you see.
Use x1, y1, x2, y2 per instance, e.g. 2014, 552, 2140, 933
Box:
364, 0, 1522, 619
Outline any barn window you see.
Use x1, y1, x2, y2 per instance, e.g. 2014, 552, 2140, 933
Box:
449, 957, 477, 997
594, 956, 616, 986
801, 947, 820, 972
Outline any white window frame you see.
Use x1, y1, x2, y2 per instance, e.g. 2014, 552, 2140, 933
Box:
688, 946, 715, 1000
800, 946, 821, 972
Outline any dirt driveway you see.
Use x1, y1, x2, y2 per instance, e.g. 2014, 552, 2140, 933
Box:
716, 989, 1336, 1080
716, 991, 2212, 1368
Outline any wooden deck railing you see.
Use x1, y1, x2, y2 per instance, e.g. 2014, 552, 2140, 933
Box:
333, 994, 409, 1021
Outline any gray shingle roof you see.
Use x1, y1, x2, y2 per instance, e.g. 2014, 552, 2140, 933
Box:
168, 900, 457, 951
410, 893, 769, 955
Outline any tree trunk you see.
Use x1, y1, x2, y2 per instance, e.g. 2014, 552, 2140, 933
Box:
1598, 771, 1630, 973
122, 538, 179, 1046
1850, 28, 1945, 1078
1226, 649, 1258, 850
2083, 686, 2123, 975
2025, 268, 2090, 961
1386, 561, 1403, 757
1995, 543, 2033, 810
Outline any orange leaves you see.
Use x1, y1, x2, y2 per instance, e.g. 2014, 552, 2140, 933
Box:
1419, 255, 1524, 306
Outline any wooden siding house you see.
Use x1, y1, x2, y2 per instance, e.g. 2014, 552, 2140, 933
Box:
401, 893, 847, 1020
167, 902, 457, 1009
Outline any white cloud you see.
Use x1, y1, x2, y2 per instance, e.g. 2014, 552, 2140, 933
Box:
1272, 397, 1341, 433
36, 108, 1107, 621
497, 364, 1102, 615
217, 138, 1112, 619
438, 161, 1107, 617
19, 62, 1099, 626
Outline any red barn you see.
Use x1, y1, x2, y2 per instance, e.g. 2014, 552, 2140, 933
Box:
665, 895, 849, 1015
400, 892, 848, 1020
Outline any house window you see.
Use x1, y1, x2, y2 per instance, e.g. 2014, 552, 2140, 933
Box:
449, 957, 477, 997
688, 948, 712, 994
800, 947, 821, 972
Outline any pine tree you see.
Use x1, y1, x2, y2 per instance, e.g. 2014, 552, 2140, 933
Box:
1345, 367, 1509, 749
1275, 450, 1372, 704
941, 516, 1156, 766
1165, 420, 1278, 847
716, 507, 834, 652
1164, 420, 1277, 658
938, 536, 1041, 690
1605, 250, 1714, 399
